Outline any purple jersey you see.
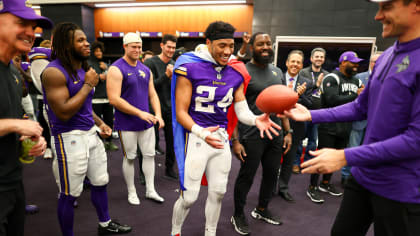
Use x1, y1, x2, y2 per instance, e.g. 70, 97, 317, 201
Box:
28, 47, 52, 61
43, 60, 94, 136
175, 61, 243, 128
112, 58, 153, 131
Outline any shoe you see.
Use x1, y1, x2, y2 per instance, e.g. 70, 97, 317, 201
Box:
112, 131, 119, 139
251, 208, 282, 225
319, 182, 343, 196
107, 142, 119, 151
278, 191, 295, 202
307, 186, 324, 203
25, 204, 39, 214
128, 192, 140, 205
165, 168, 178, 180
146, 191, 164, 203
292, 165, 300, 174
43, 148, 52, 159
139, 171, 146, 185
231, 215, 250, 235
98, 220, 132, 235
155, 146, 164, 155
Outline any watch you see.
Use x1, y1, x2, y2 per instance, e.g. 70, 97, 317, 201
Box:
285, 129, 293, 135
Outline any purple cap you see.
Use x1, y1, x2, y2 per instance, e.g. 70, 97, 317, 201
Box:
339, 51, 364, 64
0, 0, 53, 29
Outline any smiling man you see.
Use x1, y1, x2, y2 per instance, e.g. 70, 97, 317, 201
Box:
170, 22, 280, 236
42, 22, 131, 236
0, 0, 50, 235
284, 0, 420, 235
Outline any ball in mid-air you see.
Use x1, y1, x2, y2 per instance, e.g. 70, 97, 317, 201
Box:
256, 85, 298, 114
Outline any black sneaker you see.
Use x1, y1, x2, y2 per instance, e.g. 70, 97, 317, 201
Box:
231, 215, 251, 235
319, 182, 343, 196
307, 186, 325, 203
98, 220, 132, 235
250, 208, 282, 225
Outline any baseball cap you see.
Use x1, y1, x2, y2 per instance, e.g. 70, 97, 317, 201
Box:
0, 0, 53, 29
339, 51, 364, 64
123, 32, 142, 45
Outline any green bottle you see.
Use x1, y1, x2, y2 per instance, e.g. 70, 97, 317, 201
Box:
19, 138, 37, 164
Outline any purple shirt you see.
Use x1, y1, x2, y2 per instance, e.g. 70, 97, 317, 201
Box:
175, 61, 243, 128
43, 60, 94, 136
112, 58, 153, 131
311, 37, 420, 203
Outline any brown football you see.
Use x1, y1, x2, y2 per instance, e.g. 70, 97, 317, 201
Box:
256, 85, 299, 114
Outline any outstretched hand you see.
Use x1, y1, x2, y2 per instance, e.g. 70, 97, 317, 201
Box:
255, 113, 281, 140
281, 103, 312, 122
300, 148, 347, 174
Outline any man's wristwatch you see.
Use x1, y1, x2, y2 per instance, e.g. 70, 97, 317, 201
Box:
284, 129, 293, 135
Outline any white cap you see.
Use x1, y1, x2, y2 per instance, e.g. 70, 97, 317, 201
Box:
123, 32, 142, 45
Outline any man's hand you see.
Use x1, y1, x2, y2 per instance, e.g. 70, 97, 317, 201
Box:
99, 62, 108, 70
28, 136, 47, 157
98, 123, 112, 138
85, 68, 99, 87
357, 84, 365, 95
282, 103, 312, 122
316, 73, 324, 87
203, 126, 224, 149
232, 140, 246, 162
166, 64, 174, 78
15, 120, 43, 138
138, 111, 158, 125
255, 113, 281, 140
242, 33, 250, 45
99, 73, 106, 81
283, 133, 292, 154
296, 82, 307, 96
156, 116, 165, 129
300, 148, 347, 174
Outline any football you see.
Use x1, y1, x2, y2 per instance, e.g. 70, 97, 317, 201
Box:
256, 85, 299, 114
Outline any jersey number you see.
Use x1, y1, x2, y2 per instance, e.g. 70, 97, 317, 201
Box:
195, 86, 233, 113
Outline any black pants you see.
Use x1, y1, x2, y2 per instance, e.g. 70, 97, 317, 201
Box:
37, 99, 51, 149
233, 136, 283, 216
0, 182, 25, 236
331, 176, 420, 236
93, 103, 114, 142
278, 134, 301, 192
162, 111, 175, 170
310, 131, 348, 186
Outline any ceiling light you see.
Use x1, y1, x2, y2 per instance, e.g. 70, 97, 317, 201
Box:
95, 1, 246, 8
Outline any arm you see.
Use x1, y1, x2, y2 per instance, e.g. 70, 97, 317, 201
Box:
281, 117, 292, 154
0, 119, 42, 137
175, 75, 223, 149
322, 75, 357, 107
42, 67, 98, 122
92, 111, 112, 138
148, 73, 164, 129
106, 65, 157, 124
296, 78, 313, 108
231, 126, 246, 162
144, 59, 172, 88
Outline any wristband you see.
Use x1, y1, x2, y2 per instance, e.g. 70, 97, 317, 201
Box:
84, 82, 94, 88
237, 50, 246, 58
191, 124, 211, 140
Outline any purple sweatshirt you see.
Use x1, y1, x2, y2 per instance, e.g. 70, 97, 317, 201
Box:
311, 37, 420, 204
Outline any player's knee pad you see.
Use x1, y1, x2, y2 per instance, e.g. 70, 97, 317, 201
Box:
181, 190, 199, 208
208, 189, 226, 202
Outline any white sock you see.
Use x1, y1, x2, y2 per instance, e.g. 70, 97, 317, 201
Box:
142, 155, 156, 194
99, 219, 111, 227
122, 158, 136, 194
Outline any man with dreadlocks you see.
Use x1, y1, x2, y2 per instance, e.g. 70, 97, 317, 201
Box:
41, 22, 132, 236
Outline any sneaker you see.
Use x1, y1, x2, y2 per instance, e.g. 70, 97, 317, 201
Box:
307, 186, 324, 203
98, 220, 132, 235
319, 182, 343, 196
128, 192, 140, 205
25, 204, 39, 214
231, 215, 250, 235
43, 148, 52, 159
250, 208, 282, 225
112, 131, 119, 139
146, 191, 164, 203
107, 142, 119, 151
155, 147, 164, 155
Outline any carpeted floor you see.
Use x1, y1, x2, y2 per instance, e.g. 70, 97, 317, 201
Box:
23, 132, 373, 236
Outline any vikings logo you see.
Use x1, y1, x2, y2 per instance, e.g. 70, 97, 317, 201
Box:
139, 70, 146, 78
